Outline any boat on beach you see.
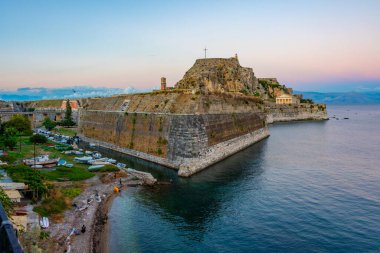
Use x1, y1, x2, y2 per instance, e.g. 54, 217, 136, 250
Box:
74, 156, 93, 163
107, 158, 117, 164
116, 163, 126, 168
40, 217, 49, 229
88, 165, 105, 170
23, 155, 59, 167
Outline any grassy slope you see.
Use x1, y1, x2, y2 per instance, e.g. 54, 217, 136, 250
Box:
4, 136, 95, 181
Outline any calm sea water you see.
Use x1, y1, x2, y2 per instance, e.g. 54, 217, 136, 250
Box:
107, 105, 380, 253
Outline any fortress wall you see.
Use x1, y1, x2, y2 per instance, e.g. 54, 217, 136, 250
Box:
80, 92, 264, 114
78, 109, 268, 176
204, 112, 266, 146
177, 127, 269, 177
266, 103, 328, 123
78, 110, 170, 158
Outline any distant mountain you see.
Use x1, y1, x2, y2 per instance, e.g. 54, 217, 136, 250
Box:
296, 91, 380, 105
0, 86, 141, 101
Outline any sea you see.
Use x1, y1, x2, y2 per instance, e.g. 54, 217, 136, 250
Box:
106, 105, 380, 253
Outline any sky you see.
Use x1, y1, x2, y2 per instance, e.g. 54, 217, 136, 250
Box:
0, 0, 379, 92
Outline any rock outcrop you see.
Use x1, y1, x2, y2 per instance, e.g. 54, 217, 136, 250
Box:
175, 57, 264, 95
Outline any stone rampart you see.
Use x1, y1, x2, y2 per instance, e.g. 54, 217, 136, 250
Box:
78, 110, 268, 176
266, 103, 328, 123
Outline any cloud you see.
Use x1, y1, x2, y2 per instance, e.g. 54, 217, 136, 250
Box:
0, 86, 146, 101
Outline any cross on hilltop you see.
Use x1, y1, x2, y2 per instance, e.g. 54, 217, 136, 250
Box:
204, 47, 207, 59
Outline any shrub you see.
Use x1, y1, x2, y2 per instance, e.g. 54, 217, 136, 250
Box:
61, 187, 82, 198
42, 117, 56, 131
33, 191, 70, 217
157, 136, 168, 145
30, 134, 48, 144
300, 98, 314, 104
0, 188, 13, 216
0, 155, 16, 164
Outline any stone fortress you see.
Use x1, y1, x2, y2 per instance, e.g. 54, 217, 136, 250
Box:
0, 55, 327, 177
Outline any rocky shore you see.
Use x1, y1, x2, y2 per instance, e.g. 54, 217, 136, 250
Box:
40, 169, 156, 253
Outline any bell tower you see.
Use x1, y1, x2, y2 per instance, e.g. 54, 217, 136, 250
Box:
161, 77, 167, 90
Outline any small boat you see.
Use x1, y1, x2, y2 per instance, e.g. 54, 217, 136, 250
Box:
74, 151, 84, 155
85, 151, 93, 155
89, 161, 110, 165
58, 159, 67, 166
116, 163, 126, 168
107, 158, 117, 164
40, 217, 49, 229
88, 165, 104, 170
23, 155, 59, 167
89, 143, 97, 148
65, 164, 74, 168
93, 152, 102, 159
74, 156, 93, 164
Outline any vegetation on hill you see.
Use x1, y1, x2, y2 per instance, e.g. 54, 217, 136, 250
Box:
33, 187, 83, 217
300, 98, 314, 104
4, 165, 47, 200
0, 188, 13, 216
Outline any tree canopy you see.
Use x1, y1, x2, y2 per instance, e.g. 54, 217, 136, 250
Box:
30, 134, 48, 144
42, 117, 56, 131
1, 114, 32, 135
60, 100, 75, 127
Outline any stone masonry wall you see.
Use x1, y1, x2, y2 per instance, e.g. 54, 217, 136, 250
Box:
78, 109, 268, 176
266, 103, 328, 123
78, 110, 170, 158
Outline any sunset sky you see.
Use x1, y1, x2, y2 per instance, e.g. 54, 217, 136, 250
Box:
1, 0, 379, 92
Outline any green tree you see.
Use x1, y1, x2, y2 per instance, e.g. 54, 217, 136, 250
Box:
5, 165, 47, 200
61, 100, 75, 126
2, 114, 32, 135
0, 188, 13, 216
3, 127, 18, 150
30, 134, 48, 144
42, 117, 56, 131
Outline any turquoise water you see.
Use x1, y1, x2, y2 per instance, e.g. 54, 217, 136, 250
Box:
107, 105, 380, 253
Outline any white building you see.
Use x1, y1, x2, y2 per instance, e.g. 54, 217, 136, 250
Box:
276, 94, 294, 104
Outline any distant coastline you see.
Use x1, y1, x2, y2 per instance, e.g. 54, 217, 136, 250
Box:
2, 87, 380, 105
298, 91, 380, 105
